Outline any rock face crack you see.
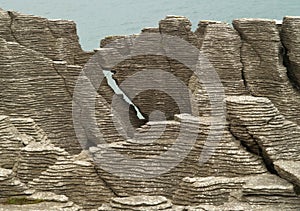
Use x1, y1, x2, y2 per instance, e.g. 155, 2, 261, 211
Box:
239, 41, 250, 94
232, 26, 259, 95
280, 38, 300, 90
93, 165, 120, 197
227, 95, 300, 197
52, 63, 73, 99
228, 124, 277, 175
7, 11, 21, 45
2, 9, 300, 209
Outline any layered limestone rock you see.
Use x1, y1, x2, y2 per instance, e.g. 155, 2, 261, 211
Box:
173, 176, 244, 206
195, 20, 246, 95
0, 8, 95, 153
1, 8, 300, 210
281, 16, 300, 87
0, 115, 109, 209
173, 174, 300, 209
0, 201, 81, 211
0, 36, 80, 153
10, 118, 48, 143
98, 195, 181, 211
90, 114, 267, 198
0, 168, 28, 202
226, 96, 300, 162
29, 152, 114, 209
0, 116, 28, 169
233, 18, 300, 125
0, 191, 82, 211
15, 142, 69, 184
190, 21, 247, 117
0, 8, 91, 65
226, 96, 300, 194
242, 174, 300, 208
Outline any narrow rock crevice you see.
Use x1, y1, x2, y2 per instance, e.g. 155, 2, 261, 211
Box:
280, 39, 300, 90
7, 11, 21, 45
228, 124, 277, 175
233, 25, 264, 95
104, 70, 146, 121
230, 25, 250, 94
93, 165, 120, 197
238, 41, 250, 94
228, 123, 300, 196
52, 63, 73, 99
194, 22, 208, 50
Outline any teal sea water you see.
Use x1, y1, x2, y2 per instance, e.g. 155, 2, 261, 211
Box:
0, 0, 299, 50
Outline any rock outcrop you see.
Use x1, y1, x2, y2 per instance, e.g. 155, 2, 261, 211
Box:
281, 16, 300, 88
233, 18, 300, 125
0, 8, 300, 210
0, 7, 94, 154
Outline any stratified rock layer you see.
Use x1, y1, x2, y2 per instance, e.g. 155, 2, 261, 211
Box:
281, 16, 300, 88
0, 8, 94, 153
0, 8, 300, 211
233, 18, 300, 125
29, 152, 114, 210
173, 174, 300, 209
0, 168, 28, 202
0, 116, 26, 169
98, 195, 176, 211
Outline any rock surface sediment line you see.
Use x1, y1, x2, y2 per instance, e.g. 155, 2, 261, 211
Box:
0, 8, 300, 210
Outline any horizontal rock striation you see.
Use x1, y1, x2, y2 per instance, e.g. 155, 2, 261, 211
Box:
98, 195, 179, 211
0, 7, 96, 153
0, 168, 28, 202
15, 142, 69, 184
226, 95, 300, 199
173, 176, 244, 206
281, 16, 300, 88
233, 18, 300, 125
28, 152, 114, 209
173, 174, 300, 209
90, 114, 267, 199
0, 9, 91, 65
1, 8, 300, 210
0, 116, 27, 169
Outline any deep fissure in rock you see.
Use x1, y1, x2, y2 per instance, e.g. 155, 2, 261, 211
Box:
228, 124, 278, 175
103, 70, 146, 121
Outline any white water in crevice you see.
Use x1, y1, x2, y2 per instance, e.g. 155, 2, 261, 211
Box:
103, 70, 145, 120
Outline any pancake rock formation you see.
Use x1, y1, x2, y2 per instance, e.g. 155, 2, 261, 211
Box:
0, 8, 300, 210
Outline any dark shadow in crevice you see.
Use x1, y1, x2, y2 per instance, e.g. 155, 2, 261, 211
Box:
280, 36, 300, 91
228, 124, 278, 175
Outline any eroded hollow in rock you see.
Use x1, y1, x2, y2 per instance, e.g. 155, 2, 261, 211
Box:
99, 55, 196, 133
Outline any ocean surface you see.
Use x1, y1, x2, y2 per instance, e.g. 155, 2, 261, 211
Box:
0, 0, 299, 50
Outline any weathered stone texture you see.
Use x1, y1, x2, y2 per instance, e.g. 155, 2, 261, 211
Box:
1, 8, 300, 210
29, 152, 114, 209
0, 116, 27, 169
0, 38, 81, 153
281, 16, 300, 88
1, 9, 90, 65
173, 174, 300, 208
233, 18, 300, 125
195, 21, 246, 95
0, 168, 28, 202
98, 195, 177, 211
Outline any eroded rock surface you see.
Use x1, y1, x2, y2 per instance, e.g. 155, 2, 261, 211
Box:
281, 16, 300, 88
0, 8, 300, 210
